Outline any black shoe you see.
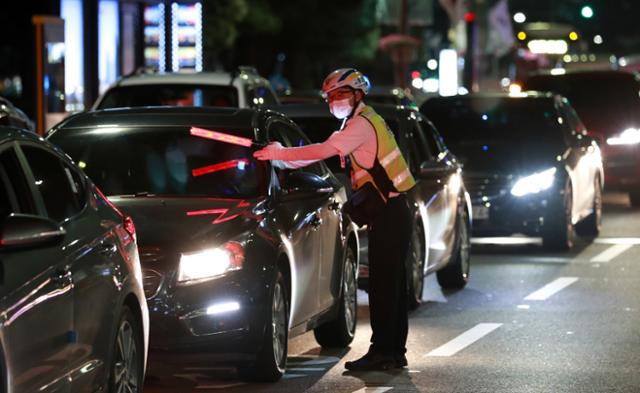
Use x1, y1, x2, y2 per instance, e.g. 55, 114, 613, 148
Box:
394, 354, 408, 368
344, 352, 395, 371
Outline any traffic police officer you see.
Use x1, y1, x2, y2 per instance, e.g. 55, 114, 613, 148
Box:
254, 68, 415, 371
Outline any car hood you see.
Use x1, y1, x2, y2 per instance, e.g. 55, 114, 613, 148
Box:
110, 196, 264, 269
452, 139, 562, 175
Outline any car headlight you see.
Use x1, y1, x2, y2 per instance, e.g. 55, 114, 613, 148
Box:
177, 242, 244, 285
510, 168, 557, 197
607, 128, 640, 145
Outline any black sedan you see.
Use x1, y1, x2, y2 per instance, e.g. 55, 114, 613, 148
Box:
47, 107, 359, 382
277, 104, 473, 308
523, 70, 640, 206
422, 92, 604, 250
0, 126, 148, 393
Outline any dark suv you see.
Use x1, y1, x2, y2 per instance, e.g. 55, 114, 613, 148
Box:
47, 107, 359, 382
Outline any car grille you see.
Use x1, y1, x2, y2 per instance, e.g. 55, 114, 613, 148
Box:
142, 269, 164, 299
464, 173, 512, 201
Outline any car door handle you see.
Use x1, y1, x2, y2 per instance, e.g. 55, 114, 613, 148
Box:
99, 242, 118, 257
311, 214, 323, 229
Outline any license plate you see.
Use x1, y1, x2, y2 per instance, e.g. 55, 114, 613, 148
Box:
472, 205, 489, 220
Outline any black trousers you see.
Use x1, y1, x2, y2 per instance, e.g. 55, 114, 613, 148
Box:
367, 194, 412, 356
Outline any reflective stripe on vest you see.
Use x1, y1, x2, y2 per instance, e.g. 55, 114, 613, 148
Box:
349, 106, 416, 196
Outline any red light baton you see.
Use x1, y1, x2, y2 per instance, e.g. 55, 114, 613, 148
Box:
190, 127, 264, 148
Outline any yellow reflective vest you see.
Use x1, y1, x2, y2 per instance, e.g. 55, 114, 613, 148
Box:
349, 105, 416, 201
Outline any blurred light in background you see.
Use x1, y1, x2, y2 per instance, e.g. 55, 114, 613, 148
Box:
513, 12, 526, 23
61, 0, 84, 111
98, 0, 119, 94
423, 78, 439, 93
427, 59, 438, 70
438, 49, 458, 97
593, 35, 603, 45
569, 31, 579, 41
517, 31, 527, 41
527, 40, 568, 54
581, 5, 594, 18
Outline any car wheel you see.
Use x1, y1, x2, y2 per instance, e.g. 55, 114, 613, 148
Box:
238, 270, 288, 382
575, 177, 602, 238
407, 222, 425, 310
629, 190, 640, 208
437, 208, 471, 289
543, 182, 574, 251
109, 305, 144, 393
313, 247, 357, 347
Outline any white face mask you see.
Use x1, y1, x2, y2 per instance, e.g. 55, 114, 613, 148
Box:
329, 98, 354, 119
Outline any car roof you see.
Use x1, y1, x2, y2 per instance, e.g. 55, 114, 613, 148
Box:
112, 71, 268, 87
425, 91, 556, 102
47, 107, 264, 140
0, 125, 59, 149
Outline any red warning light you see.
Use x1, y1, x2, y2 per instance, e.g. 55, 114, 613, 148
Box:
191, 159, 249, 177
464, 12, 476, 23
411, 71, 421, 80
190, 127, 254, 147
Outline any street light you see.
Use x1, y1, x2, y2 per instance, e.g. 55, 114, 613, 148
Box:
581, 5, 594, 18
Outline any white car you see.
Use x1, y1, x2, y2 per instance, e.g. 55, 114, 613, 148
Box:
93, 66, 280, 110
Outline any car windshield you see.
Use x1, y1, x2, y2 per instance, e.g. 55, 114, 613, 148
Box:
423, 97, 564, 170
96, 84, 239, 109
524, 74, 640, 135
49, 127, 266, 198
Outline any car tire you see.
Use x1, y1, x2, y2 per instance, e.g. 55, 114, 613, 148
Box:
313, 247, 357, 347
407, 222, 426, 310
575, 177, 602, 238
543, 182, 574, 251
108, 305, 144, 393
437, 209, 471, 289
238, 269, 288, 382
629, 190, 640, 208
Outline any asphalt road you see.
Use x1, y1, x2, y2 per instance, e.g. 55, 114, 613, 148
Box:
144, 192, 640, 393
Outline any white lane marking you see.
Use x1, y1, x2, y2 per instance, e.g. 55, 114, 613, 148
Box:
524, 277, 578, 301
352, 388, 393, 393
595, 237, 640, 245
590, 244, 634, 263
426, 323, 502, 357
286, 367, 327, 372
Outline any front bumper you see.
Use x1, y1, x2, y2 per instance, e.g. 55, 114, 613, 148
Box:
144, 268, 271, 365
471, 190, 561, 237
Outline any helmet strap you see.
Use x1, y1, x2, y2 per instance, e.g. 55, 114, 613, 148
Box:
346, 88, 362, 120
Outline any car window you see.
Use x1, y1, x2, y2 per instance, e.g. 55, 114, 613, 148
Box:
419, 119, 447, 158
563, 104, 587, 136
49, 127, 267, 199
0, 145, 36, 216
20, 145, 83, 222
97, 85, 239, 109
411, 120, 436, 164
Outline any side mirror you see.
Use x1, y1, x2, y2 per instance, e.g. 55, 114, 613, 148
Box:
0, 214, 66, 250
281, 171, 334, 200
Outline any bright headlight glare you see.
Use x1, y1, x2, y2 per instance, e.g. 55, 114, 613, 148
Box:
178, 242, 244, 284
607, 128, 640, 145
511, 168, 557, 197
